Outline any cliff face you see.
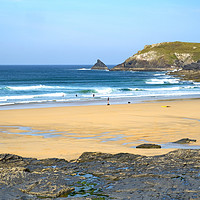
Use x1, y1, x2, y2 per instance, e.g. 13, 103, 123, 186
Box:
111, 42, 200, 71
169, 60, 200, 82
91, 59, 109, 70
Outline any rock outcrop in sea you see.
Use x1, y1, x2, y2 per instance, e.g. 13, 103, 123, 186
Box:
91, 59, 109, 70
1, 150, 200, 199
110, 41, 200, 72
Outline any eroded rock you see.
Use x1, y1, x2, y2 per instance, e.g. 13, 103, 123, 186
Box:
136, 144, 161, 148
0, 150, 200, 199
173, 138, 197, 144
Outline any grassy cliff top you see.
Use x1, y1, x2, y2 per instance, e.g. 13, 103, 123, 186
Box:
126, 41, 200, 65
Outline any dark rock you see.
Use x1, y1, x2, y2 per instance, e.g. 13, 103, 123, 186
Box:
169, 60, 200, 82
0, 153, 23, 163
1, 150, 200, 199
110, 58, 172, 71
77, 152, 143, 163
20, 179, 74, 198
173, 138, 197, 144
136, 144, 161, 148
182, 60, 200, 70
91, 59, 109, 70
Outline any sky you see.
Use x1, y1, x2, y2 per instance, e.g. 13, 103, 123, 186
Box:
0, 0, 200, 65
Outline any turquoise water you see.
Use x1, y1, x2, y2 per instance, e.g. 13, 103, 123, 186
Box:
0, 65, 200, 109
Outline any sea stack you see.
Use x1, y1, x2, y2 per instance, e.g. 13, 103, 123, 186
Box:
91, 59, 109, 70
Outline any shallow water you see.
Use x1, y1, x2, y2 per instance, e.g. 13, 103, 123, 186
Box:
1, 125, 199, 149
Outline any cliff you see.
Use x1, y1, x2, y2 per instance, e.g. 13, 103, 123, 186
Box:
91, 59, 109, 70
110, 41, 200, 71
169, 60, 200, 82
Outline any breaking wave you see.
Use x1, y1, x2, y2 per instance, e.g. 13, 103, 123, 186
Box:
146, 78, 180, 84
4, 85, 64, 91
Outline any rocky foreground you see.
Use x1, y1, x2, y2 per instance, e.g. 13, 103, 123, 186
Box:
0, 149, 200, 199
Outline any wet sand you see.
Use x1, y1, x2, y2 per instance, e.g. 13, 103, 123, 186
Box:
0, 99, 200, 160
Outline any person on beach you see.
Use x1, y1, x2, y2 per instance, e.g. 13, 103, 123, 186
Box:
107, 97, 110, 105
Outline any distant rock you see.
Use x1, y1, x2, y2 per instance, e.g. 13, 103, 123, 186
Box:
173, 138, 197, 144
91, 59, 109, 70
136, 144, 161, 148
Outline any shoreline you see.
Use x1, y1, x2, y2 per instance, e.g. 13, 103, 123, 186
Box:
1, 94, 200, 110
0, 98, 200, 160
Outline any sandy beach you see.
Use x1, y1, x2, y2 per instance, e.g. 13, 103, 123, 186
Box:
0, 99, 200, 160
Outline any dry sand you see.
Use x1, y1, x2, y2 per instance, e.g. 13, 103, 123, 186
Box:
0, 99, 200, 160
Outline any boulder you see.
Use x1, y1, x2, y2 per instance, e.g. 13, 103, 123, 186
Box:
173, 138, 197, 144
136, 144, 161, 148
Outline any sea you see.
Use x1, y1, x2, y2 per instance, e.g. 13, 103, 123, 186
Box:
0, 65, 200, 110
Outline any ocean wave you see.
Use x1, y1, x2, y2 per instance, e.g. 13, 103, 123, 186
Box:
153, 73, 166, 76
74, 88, 114, 95
146, 78, 180, 84
78, 89, 97, 94
77, 68, 91, 70
145, 87, 180, 91
119, 88, 145, 91
5, 85, 64, 91
182, 85, 200, 89
96, 88, 113, 94
194, 82, 200, 85
0, 103, 15, 106
0, 93, 66, 101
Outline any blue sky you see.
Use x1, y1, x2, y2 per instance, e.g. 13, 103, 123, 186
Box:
0, 0, 200, 65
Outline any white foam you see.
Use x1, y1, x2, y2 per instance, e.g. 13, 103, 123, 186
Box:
154, 73, 166, 76
7, 85, 64, 91
77, 68, 91, 70
132, 88, 145, 91
146, 78, 179, 84
145, 87, 180, 91
95, 88, 113, 94
0, 103, 15, 106
182, 86, 199, 89
0, 93, 66, 101
36, 93, 66, 97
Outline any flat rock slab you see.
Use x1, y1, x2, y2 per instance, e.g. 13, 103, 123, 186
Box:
136, 143, 161, 148
0, 149, 200, 199
173, 138, 197, 144
20, 179, 74, 198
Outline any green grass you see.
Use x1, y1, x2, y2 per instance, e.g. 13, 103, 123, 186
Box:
124, 42, 200, 66
137, 41, 200, 64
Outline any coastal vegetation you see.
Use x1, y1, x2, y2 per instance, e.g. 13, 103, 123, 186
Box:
110, 41, 200, 72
